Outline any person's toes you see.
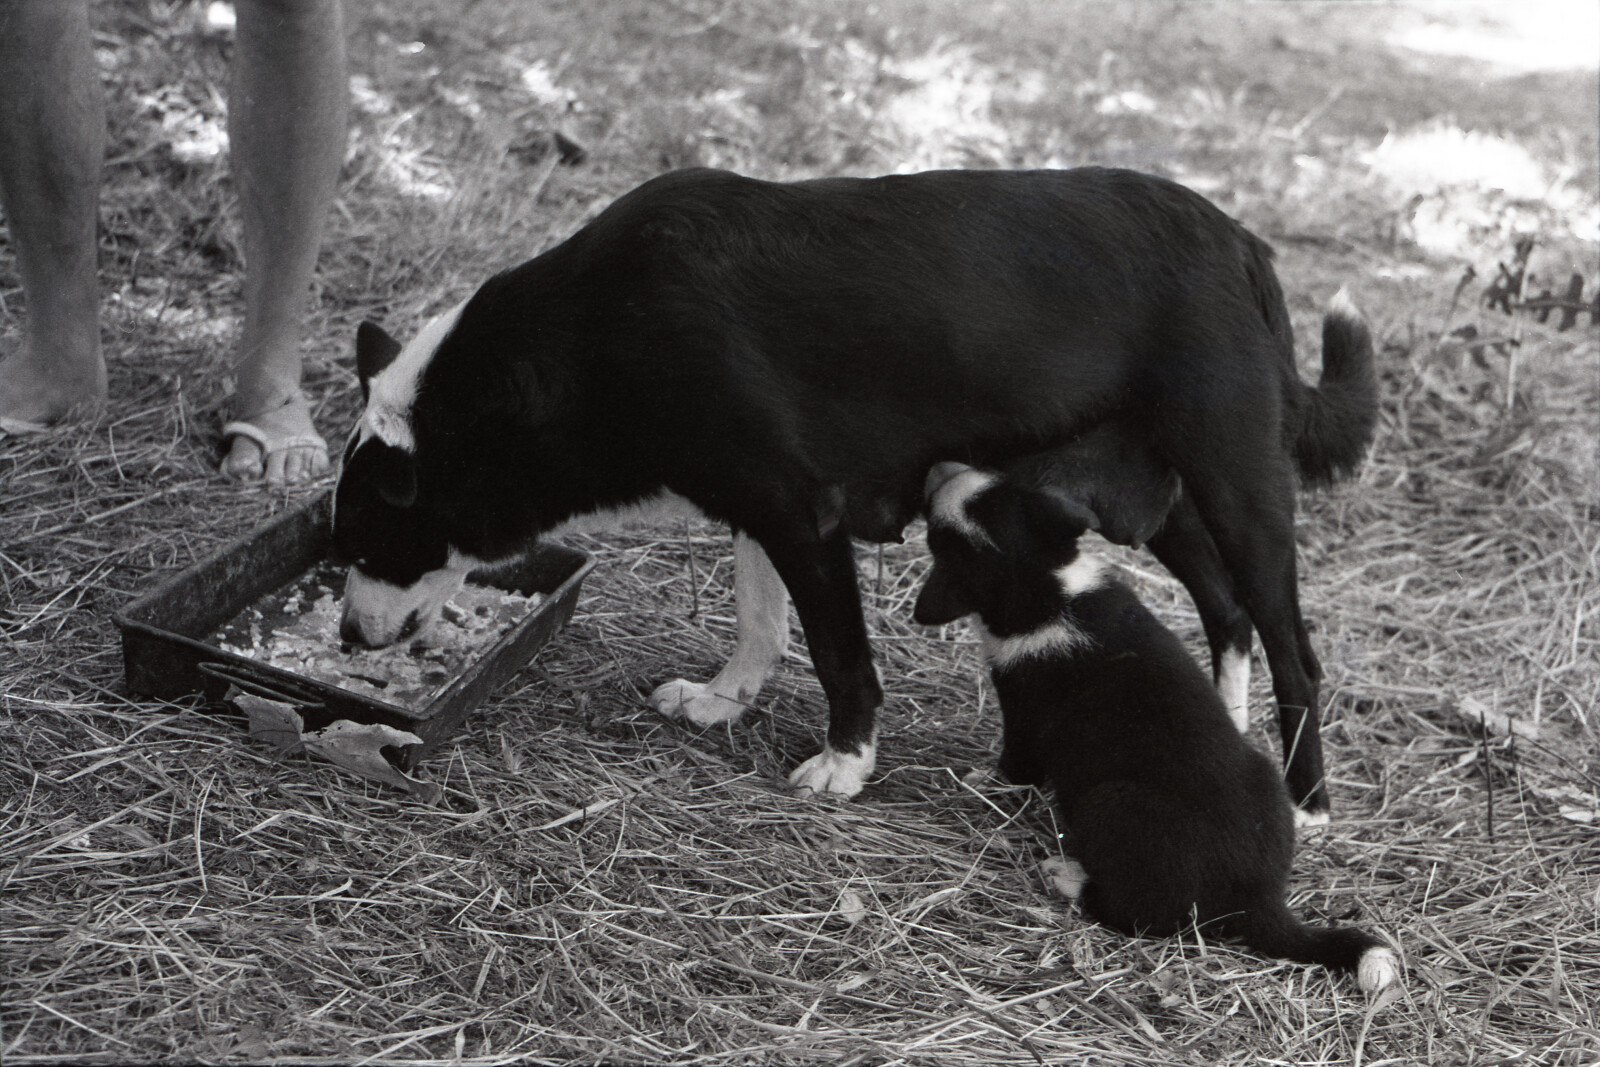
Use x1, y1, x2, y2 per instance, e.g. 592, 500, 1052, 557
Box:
279, 442, 331, 485
221, 434, 266, 481
220, 394, 328, 486
263, 446, 291, 487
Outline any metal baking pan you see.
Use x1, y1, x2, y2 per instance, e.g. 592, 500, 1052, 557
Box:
113, 491, 594, 771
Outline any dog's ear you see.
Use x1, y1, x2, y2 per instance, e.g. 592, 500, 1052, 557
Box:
913, 563, 974, 626
370, 441, 418, 509
356, 321, 403, 398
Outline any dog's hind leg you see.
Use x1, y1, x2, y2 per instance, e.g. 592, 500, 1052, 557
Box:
1174, 443, 1330, 823
1144, 495, 1255, 733
650, 532, 790, 726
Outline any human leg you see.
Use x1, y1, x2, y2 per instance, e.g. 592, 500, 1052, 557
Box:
0, 0, 106, 430
221, 0, 347, 483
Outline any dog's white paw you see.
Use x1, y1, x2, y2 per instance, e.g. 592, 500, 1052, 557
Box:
1041, 856, 1088, 902
649, 678, 748, 726
1294, 806, 1331, 829
789, 742, 876, 797
1358, 945, 1401, 996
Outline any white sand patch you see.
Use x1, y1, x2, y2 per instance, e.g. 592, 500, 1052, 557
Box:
1388, 0, 1599, 75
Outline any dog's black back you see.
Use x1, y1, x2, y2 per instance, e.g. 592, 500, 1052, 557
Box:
367, 167, 1315, 552
914, 466, 1397, 992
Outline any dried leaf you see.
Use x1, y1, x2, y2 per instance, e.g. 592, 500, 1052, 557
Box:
1531, 783, 1599, 825
835, 972, 871, 993
302, 720, 441, 804
238, 693, 306, 758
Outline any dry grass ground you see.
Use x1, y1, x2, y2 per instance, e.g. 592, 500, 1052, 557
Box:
3, 1, 1597, 1063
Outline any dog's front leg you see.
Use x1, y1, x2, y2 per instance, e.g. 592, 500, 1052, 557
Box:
761, 533, 882, 797
650, 532, 790, 726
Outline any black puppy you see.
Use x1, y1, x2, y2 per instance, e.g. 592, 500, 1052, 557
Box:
914, 462, 1399, 994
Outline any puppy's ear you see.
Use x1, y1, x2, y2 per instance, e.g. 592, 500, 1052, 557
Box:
1030, 486, 1100, 538
913, 564, 974, 626
356, 321, 403, 398
371, 442, 418, 509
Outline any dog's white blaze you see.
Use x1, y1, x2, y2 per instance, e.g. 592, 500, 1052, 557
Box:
1055, 554, 1108, 596
974, 615, 1089, 672
550, 490, 707, 535
1218, 645, 1251, 733
362, 298, 469, 452
340, 545, 490, 648
788, 736, 877, 797
1357, 945, 1400, 996
929, 467, 998, 545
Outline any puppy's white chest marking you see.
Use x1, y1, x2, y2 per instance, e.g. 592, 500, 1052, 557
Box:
975, 616, 1090, 672
1055, 555, 1107, 596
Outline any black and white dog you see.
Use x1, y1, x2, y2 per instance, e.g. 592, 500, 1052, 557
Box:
332, 166, 1375, 815
914, 462, 1399, 995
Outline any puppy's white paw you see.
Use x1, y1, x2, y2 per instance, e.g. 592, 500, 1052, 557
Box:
1041, 856, 1088, 902
789, 742, 876, 798
1294, 806, 1331, 829
650, 678, 748, 726
1358, 945, 1401, 996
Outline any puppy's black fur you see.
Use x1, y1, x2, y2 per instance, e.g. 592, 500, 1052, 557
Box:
336, 167, 1375, 808
914, 466, 1397, 990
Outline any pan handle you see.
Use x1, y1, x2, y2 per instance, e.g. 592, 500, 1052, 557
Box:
198, 660, 326, 709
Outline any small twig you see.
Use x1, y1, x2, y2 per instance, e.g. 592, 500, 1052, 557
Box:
1432, 265, 1475, 363
1482, 717, 1495, 845
684, 519, 700, 618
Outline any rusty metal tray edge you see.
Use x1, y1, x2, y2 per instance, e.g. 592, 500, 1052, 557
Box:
112, 491, 595, 770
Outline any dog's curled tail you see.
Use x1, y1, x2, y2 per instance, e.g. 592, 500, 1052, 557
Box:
1240, 895, 1400, 996
1293, 288, 1378, 488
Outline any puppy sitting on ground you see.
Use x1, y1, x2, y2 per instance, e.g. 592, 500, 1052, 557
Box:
914, 462, 1399, 995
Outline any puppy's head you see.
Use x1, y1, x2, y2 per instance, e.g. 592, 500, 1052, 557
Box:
913, 461, 1099, 628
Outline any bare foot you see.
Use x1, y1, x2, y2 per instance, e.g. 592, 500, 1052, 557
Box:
0, 341, 107, 431
220, 392, 330, 486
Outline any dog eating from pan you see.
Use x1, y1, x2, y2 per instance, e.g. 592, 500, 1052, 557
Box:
333, 166, 1376, 816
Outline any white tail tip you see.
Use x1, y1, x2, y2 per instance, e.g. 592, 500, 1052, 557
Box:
1358, 945, 1401, 996
1328, 286, 1363, 322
